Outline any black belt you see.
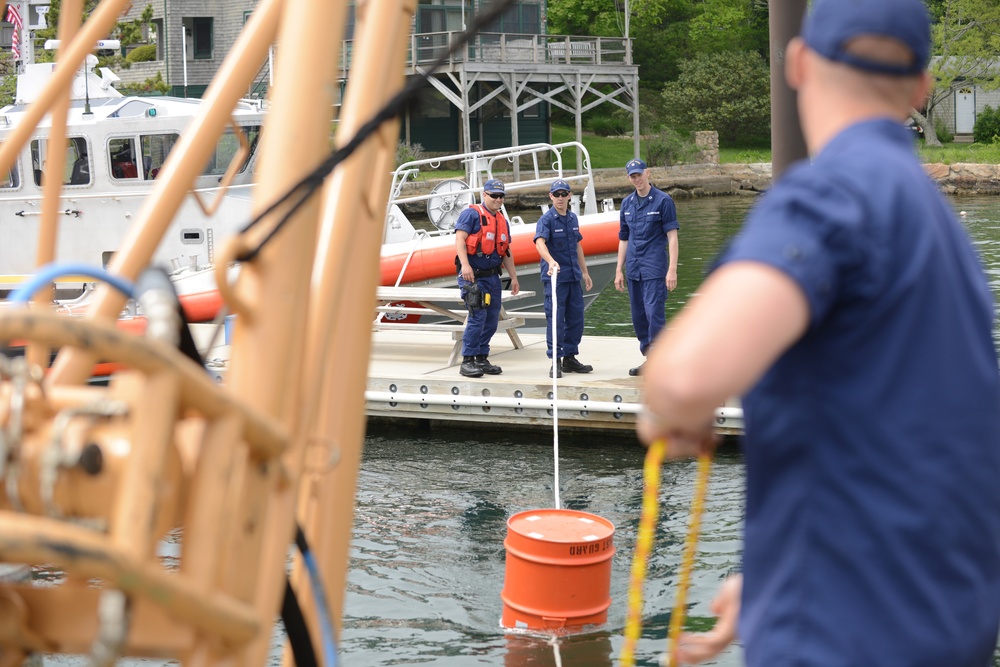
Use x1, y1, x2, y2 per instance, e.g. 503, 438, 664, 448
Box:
471, 266, 503, 278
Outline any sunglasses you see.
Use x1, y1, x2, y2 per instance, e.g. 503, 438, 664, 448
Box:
552, 191, 570, 198
486, 192, 505, 199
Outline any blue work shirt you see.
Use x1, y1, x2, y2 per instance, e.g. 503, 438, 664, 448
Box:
718, 119, 1000, 666
533, 207, 583, 283
618, 185, 678, 281
455, 205, 506, 271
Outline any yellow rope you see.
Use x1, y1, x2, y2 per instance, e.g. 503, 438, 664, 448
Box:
618, 441, 712, 667
619, 438, 665, 667
665, 451, 712, 666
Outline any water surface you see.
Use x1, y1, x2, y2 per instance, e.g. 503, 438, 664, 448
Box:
343, 195, 1000, 666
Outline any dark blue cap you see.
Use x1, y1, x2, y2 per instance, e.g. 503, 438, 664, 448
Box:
802, 0, 930, 76
625, 159, 647, 175
550, 179, 571, 193
483, 178, 505, 194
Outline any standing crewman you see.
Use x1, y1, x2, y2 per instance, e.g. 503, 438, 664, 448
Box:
614, 158, 679, 376
534, 179, 593, 378
455, 178, 520, 378
636, 0, 1000, 664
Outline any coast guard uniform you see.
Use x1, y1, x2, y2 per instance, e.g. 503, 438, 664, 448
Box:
720, 119, 1000, 665
534, 206, 585, 360
455, 206, 505, 358
619, 185, 679, 353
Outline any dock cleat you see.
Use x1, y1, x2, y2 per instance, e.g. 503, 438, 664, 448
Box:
561, 356, 593, 373
475, 355, 502, 375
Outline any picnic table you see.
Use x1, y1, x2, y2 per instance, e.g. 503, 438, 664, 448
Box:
374, 286, 536, 365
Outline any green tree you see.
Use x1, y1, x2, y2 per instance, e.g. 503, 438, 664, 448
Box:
31, 0, 154, 70
687, 0, 769, 56
661, 50, 770, 146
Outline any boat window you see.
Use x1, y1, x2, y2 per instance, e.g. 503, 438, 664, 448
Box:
140, 132, 179, 180
108, 100, 155, 118
31, 137, 91, 186
109, 137, 139, 180
0, 144, 20, 189
201, 125, 261, 176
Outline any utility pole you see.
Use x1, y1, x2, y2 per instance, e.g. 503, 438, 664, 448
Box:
768, 0, 808, 180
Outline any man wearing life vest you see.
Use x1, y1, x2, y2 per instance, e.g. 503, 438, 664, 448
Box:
454, 178, 520, 377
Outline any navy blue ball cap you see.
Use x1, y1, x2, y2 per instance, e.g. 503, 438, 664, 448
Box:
550, 179, 571, 193
483, 178, 505, 194
802, 0, 930, 76
625, 159, 647, 175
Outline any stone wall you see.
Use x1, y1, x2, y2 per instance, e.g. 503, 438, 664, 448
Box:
393, 162, 1000, 214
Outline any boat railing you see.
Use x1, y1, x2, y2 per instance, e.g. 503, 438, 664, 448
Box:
387, 141, 601, 219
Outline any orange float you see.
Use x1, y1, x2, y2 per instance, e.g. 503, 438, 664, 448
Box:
500, 508, 615, 631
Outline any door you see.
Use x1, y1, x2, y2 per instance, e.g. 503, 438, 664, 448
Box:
956, 87, 976, 134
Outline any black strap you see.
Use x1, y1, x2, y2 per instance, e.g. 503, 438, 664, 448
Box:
281, 576, 318, 667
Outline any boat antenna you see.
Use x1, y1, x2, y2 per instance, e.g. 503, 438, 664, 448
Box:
83, 63, 92, 116
45, 40, 120, 116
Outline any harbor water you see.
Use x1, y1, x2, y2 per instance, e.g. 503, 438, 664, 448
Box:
342, 195, 1000, 666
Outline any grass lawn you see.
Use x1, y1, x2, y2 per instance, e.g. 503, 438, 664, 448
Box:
400, 127, 1000, 178
550, 124, 1000, 167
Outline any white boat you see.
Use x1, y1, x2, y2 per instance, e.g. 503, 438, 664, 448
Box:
0, 57, 265, 297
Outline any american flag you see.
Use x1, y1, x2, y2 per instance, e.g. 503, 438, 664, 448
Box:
5, 3, 21, 60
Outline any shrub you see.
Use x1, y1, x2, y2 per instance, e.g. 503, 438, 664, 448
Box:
661, 51, 771, 147
973, 106, 1000, 144
587, 114, 630, 137
396, 141, 425, 167
125, 44, 157, 64
933, 116, 954, 144
116, 70, 170, 96
645, 128, 696, 167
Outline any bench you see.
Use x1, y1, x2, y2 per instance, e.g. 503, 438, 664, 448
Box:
374, 287, 534, 366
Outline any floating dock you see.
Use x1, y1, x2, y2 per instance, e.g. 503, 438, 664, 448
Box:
364, 329, 744, 436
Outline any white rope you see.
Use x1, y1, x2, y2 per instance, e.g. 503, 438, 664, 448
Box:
549, 635, 564, 667
550, 266, 560, 510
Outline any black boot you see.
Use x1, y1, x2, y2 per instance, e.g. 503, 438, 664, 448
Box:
628, 361, 646, 377
460, 356, 484, 377
475, 354, 502, 375
562, 355, 593, 373
549, 361, 563, 378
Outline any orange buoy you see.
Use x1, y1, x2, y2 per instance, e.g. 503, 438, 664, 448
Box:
500, 508, 615, 631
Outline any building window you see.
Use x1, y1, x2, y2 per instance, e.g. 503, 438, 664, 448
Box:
189, 17, 213, 59
150, 18, 163, 59
484, 1, 541, 34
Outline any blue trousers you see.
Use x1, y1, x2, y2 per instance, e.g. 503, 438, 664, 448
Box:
543, 279, 585, 359
458, 273, 502, 357
627, 277, 667, 355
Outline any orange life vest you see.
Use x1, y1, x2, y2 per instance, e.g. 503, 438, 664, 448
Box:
464, 204, 511, 258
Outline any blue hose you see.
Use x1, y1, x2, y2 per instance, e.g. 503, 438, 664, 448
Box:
7, 263, 135, 303
296, 526, 339, 667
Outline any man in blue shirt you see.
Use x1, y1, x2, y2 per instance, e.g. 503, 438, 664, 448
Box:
636, 0, 1000, 665
534, 179, 594, 377
455, 178, 520, 378
615, 158, 679, 376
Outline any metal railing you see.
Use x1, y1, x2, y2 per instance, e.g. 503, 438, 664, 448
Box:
338, 32, 632, 78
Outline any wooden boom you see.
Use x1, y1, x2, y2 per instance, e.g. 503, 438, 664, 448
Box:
0, 0, 414, 665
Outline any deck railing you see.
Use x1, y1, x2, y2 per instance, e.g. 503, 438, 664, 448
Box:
338, 32, 632, 78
